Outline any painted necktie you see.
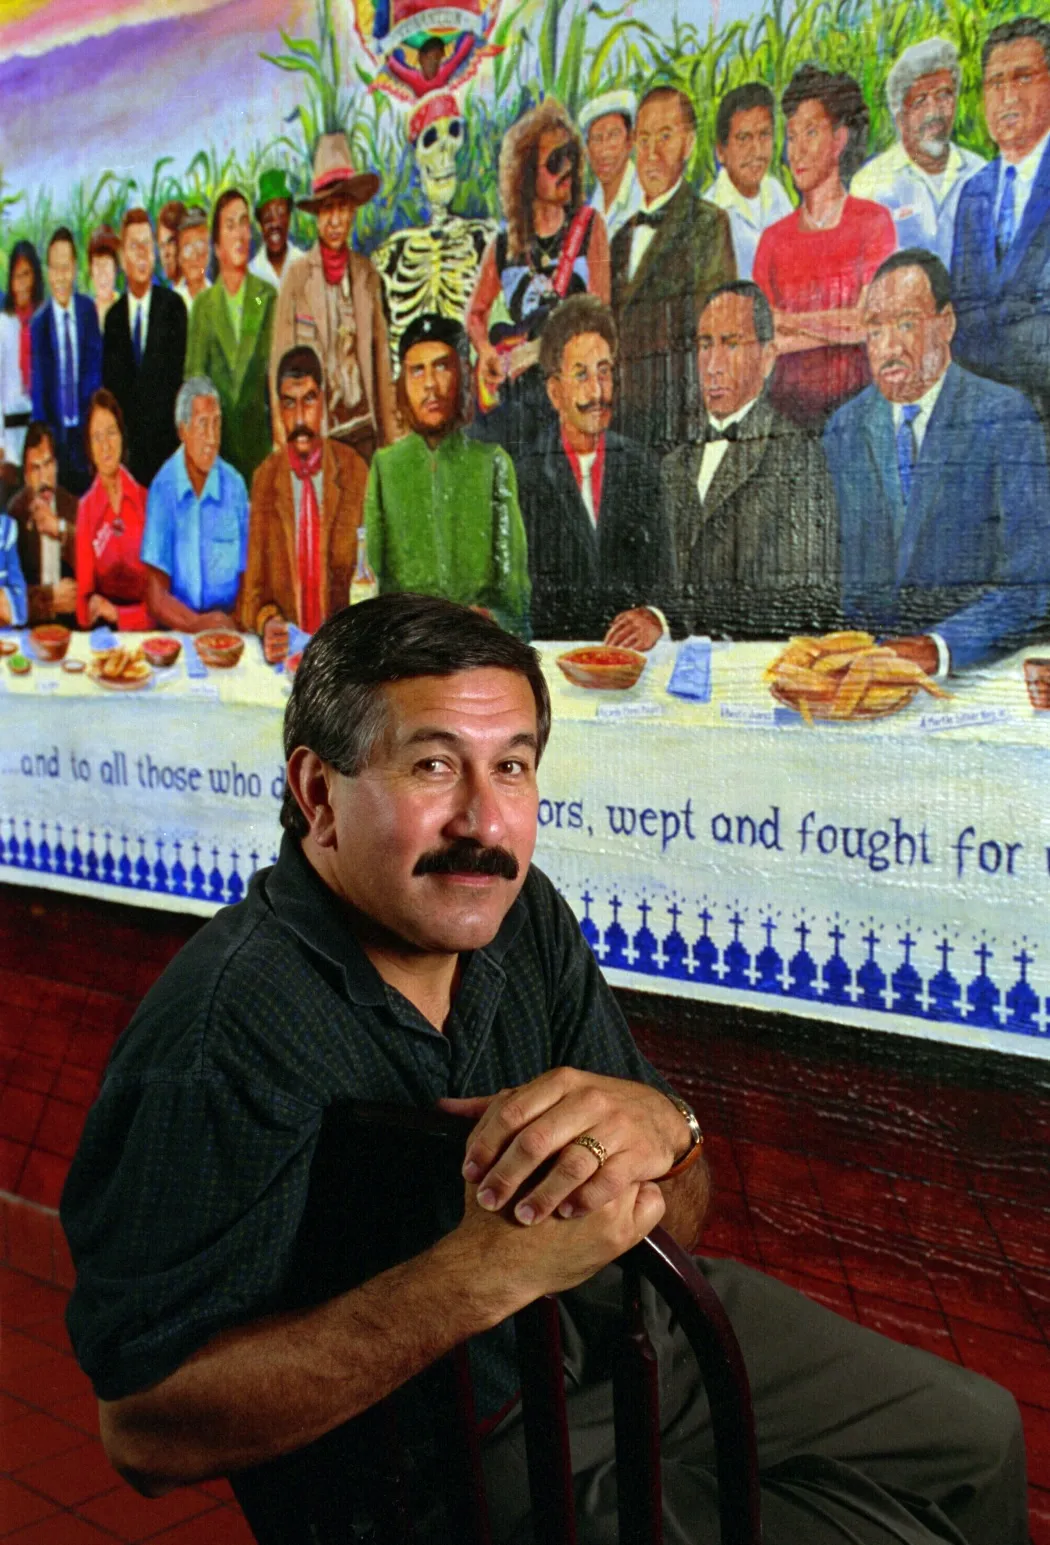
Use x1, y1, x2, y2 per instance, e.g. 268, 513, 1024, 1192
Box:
996, 164, 1017, 263
132, 304, 143, 368
896, 403, 921, 510
62, 310, 75, 423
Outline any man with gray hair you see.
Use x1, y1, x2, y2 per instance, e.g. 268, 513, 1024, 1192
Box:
852, 37, 985, 263
141, 374, 249, 632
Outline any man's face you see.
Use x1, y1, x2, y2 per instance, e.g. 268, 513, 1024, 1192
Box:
419, 38, 444, 81
258, 197, 292, 259
546, 331, 614, 442
898, 69, 957, 164
403, 341, 460, 435
697, 290, 776, 418
316, 192, 356, 253
178, 394, 222, 482
864, 264, 955, 404
216, 197, 251, 276
279, 374, 324, 452
121, 221, 155, 298
158, 223, 180, 282
24, 440, 57, 498
47, 239, 76, 308
535, 129, 576, 207
983, 38, 1050, 159
635, 95, 694, 203
786, 98, 847, 193
586, 112, 633, 189
178, 225, 210, 289
719, 105, 775, 199
317, 669, 539, 955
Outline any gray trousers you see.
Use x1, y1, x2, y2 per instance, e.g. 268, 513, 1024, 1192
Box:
484, 1259, 1028, 1545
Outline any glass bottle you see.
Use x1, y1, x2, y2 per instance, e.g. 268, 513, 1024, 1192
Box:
350, 527, 378, 605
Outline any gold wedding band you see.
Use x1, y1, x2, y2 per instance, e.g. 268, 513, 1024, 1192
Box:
571, 1133, 608, 1169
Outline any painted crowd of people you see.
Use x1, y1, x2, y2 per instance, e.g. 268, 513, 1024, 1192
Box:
2, 15, 1050, 672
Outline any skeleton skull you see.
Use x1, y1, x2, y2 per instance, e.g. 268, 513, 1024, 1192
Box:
415, 115, 463, 211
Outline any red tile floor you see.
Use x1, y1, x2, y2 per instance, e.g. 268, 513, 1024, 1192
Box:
0, 882, 1048, 1541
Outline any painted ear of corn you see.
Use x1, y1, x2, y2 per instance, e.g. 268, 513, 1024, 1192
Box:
764, 632, 951, 724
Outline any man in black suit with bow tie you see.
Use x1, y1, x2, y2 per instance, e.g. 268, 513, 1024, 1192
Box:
514, 294, 675, 643
662, 282, 840, 639
103, 209, 187, 488
611, 86, 736, 457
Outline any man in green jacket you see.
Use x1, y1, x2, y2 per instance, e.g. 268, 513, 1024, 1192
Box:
186, 189, 276, 486
365, 314, 530, 637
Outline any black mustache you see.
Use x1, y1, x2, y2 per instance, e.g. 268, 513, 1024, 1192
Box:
289, 425, 315, 441
413, 839, 519, 879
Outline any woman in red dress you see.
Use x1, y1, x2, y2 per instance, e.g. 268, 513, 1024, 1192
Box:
75, 389, 153, 631
754, 65, 896, 430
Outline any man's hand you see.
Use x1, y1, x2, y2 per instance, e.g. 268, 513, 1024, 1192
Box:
441, 1069, 691, 1226
0, 592, 10, 626
604, 607, 663, 651
54, 578, 78, 614
30, 493, 60, 539
88, 594, 119, 626
199, 610, 238, 633
262, 614, 289, 663
884, 633, 940, 676
477, 342, 506, 398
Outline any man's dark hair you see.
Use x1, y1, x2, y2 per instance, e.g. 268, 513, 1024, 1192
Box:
120, 207, 153, 241
22, 421, 56, 474
870, 247, 953, 310
539, 293, 618, 379
699, 280, 775, 344
716, 82, 775, 148
781, 64, 870, 184
280, 595, 552, 838
638, 84, 697, 135
4, 240, 44, 314
983, 15, 1050, 71
47, 226, 77, 261
277, 345, 324, 393
158, 199, 188, 235
211, 188, 248, 250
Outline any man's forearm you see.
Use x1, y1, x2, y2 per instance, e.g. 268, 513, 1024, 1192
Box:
100, 1230, 519, 1496
659, 1157, 711, 1255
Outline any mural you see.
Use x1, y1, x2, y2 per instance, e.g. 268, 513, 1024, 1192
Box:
1, 0, 1049, 1055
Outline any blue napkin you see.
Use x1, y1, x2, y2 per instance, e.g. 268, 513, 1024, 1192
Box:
181, 634, 209, 678
89, 625, 118, 652
277, 623, 312, 672
666, 636, 712, 702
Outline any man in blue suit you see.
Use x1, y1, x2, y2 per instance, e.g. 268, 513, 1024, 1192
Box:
30, 227, 102, 495
824, 248, 1050, 672
951, 17, 1050, 426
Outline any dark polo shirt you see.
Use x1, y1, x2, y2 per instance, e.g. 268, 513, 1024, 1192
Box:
61, 834, 667, 1538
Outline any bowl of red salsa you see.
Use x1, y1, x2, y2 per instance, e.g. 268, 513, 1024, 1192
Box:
194, 630, 245, 669
142, 636, 182, 669
30, 624, 71, 662
556, 645, 647, 690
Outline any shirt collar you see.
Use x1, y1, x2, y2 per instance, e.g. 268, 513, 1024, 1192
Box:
712, 166, 770, 217
598, 162, 639, 216
640, 177, 682, 215
174, 452, 223, 504
890, 368, 947, 427
706, 395, 760, 433
51, 296, 74, 321
262, 835, 528, 1008
1004, 127, 1050, 185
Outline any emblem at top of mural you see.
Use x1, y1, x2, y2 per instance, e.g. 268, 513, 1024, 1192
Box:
351, 0, 503, 102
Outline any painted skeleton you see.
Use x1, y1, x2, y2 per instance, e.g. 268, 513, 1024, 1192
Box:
375, 108, 495, 367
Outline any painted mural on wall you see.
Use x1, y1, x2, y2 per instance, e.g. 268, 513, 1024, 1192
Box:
1, 0, 1049, 1054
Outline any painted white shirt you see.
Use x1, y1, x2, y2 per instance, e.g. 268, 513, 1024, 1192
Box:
127, 286, 153, 357
628, 178, 683, 281
249, 241, 302, 293
588, 162, 643, 244
703, 168, 792, 279
851, 139, 986, 266
697, 397, 759, 503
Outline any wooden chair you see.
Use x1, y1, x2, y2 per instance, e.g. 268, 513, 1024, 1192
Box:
350, 1101, 762, 1545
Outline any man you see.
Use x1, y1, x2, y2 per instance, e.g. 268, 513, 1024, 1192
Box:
8, 422, 77, 627
239, 346, 368, 652
579, 88, 643, 243
611, 85, 736, 455
663, 282, 840, 640
156, 199, 187, 287
186, 188, 276, 487
824, 248, 1050, 671
249, 168, 302, 291
30, 227, 102, 495
174, 206, 211, 310
271, 133, 397, 462
0, 510, 27, 626
61, 593, 1026, 1545
952, 16, 1050, 425
102, 208, 187, 488
365, 313, 529, 637
704, 83, 792, 280
852, 38, 984, 266
141, 375, 249, 634
514, 294, 674, 644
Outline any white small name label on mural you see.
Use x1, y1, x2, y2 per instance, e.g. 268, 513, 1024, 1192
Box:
596, 701, 665, 722
188, 683, 221, 702
919, 708, 1015, 732
720, 704, 777, 725
34, 678, 59, 695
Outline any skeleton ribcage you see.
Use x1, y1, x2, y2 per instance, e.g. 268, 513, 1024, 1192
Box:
377, 218, 493, 367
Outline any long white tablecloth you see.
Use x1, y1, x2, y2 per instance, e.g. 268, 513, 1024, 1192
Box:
1, 631, 1047, 1059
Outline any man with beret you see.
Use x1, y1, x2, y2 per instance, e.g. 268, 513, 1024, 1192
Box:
249, 169, 303, 293
271, 134, 397, 464
364, 313, 530, 637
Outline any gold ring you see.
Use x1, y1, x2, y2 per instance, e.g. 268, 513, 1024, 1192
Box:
571, 1133, 608, 1169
